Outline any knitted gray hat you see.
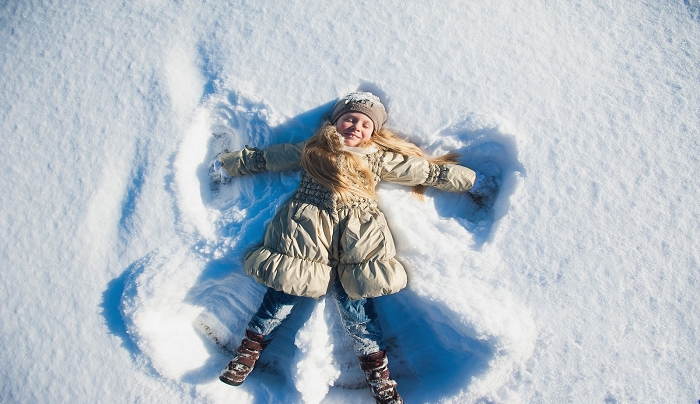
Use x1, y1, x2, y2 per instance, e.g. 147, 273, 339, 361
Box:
331, 92, 387, 131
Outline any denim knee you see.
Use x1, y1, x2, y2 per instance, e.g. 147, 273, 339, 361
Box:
330, 280, 385, 355
247, 287, 304, 341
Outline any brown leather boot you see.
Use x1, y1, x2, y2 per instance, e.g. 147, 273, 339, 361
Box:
219, 330, 270, 386
359, 351, 404, 404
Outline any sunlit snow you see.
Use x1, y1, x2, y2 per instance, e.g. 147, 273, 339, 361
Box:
1, 1, 699, 403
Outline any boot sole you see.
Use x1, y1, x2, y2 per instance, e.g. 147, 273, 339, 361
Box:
219, 375, 243, 386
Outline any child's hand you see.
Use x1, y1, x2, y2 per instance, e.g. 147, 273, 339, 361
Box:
209, 158, 232, 185
468, 172, 500, 208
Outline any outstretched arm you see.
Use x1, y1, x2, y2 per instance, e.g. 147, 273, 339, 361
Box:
219, 142, 305, 177
380, 152, 477, 193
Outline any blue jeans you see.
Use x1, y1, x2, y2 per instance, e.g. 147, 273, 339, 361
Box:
247, 279, 385, 356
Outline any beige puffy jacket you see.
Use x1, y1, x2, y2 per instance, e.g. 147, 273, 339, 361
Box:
220, 142, 476, 300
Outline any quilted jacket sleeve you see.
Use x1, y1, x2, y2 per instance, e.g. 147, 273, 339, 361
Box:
220, 142, 305, 177
380, 152, 476, 193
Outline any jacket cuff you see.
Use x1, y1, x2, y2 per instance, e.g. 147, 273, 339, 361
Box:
247, 146, 267, 172
423, 163, 450, 187
220, 146, 267, 177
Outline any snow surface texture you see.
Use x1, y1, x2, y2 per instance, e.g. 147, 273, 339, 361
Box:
1, 1, 699, 403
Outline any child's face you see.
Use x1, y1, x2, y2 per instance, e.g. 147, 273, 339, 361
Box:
335, 112, 374, 147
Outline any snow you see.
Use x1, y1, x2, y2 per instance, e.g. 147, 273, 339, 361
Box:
1, 1, 699, 403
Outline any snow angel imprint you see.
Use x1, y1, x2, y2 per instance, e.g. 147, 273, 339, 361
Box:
210, 92, 494, 404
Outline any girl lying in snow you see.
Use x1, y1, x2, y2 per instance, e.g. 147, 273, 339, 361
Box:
211, 92, 495, 404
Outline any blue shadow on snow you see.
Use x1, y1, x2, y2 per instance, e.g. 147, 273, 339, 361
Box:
106, 87, 516, 402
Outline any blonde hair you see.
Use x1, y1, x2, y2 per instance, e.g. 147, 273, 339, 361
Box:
301, 122, 459, 201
